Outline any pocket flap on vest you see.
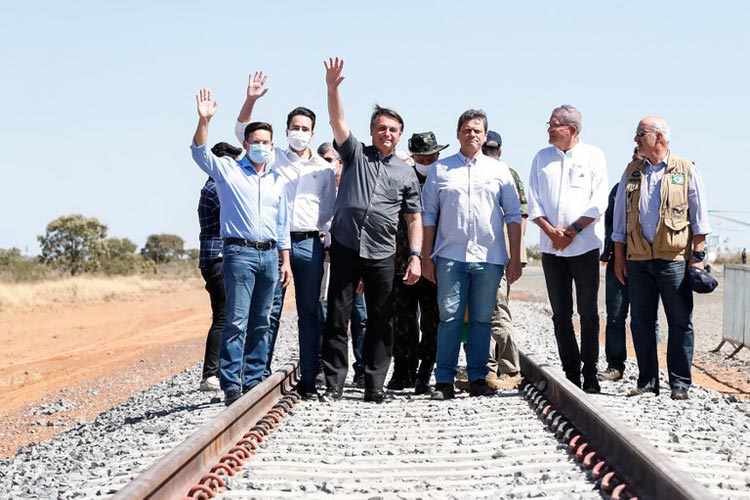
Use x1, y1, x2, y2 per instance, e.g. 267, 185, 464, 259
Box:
663, 217, 689, 231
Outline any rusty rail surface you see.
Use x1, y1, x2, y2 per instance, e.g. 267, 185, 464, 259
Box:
111, 362, 299, 500
519, 348, 716, 500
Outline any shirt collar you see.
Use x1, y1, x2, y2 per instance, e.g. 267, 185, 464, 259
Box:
555, 139, 584, 158
644, 151, 669, 173
237, 155, 273, 175
457, 150, 480, 166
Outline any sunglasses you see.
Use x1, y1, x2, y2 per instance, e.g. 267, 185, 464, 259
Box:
635, 129, 657, 137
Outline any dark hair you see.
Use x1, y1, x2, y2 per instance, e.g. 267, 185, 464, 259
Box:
457, 109, 488, 132
369, 104, 404, 132
244, 122, 274, 141
211, 142, 243, 158
286, 107, 316, 131
317, 142, 337, 157
481, 143, 501, 158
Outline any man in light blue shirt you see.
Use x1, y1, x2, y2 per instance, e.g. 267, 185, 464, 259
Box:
422, 109, 522, 400
191, 88, 291, 406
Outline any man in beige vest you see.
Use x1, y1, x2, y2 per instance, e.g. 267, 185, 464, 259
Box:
612, 116, 711, 400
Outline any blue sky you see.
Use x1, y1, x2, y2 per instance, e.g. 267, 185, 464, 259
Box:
2, 0, 749, 254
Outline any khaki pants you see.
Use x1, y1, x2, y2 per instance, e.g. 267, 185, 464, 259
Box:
487, 274, 520, 374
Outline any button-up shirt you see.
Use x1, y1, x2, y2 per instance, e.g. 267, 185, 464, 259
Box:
332, 133, 422, 259
611, 153, 711, 244
422, 152, 522, 265
191, 142, 290, 250
235, 121, 336, 233
197, 177, 222, 269
527, 141, 608, 257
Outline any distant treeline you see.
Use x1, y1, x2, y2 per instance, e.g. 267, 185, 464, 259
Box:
1, 214, 198, 283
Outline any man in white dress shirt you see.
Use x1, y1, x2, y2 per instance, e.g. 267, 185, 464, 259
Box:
233, 72, 337, 400
422, 109, 523, 400
527, 105, 608, 394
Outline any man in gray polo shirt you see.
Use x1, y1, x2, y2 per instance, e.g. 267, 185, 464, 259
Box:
321, 57, 423, 403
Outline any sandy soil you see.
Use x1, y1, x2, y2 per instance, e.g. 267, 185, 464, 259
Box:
0, 269, 747, 458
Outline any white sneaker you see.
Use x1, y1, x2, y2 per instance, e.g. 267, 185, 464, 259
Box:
199, 376, 221, 392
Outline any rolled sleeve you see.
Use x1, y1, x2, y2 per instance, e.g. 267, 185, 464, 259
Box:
191, 142, 222, 178
421, 168, 439, 226
500, 177, 523, 225
234, 120, 247, 145
689, 165, 711, 236
276, 188, 291, 250
526, 157, 545, 221
611, 171, 628, 243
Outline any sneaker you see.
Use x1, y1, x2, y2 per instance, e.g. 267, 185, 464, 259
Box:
224, 389, 242, 406
628, 386, 658, 397
469, 379, 496, 397
430, 383, 455, 400
487, 372, 520, 390
598, 368, 623, 382
670, 388, 689, 400
454, 379, 471, 391
199, 376, 221, 392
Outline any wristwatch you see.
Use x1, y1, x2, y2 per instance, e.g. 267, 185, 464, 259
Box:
409, 250, 423, 260
572, 221, 584, 233
691, 249, 706, 262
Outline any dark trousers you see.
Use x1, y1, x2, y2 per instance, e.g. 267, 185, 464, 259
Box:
323, 239, 395, 392
604, 260, 628, 372
541, 249, 600, 383
626, 259, 693, 391
200, 259, 225, 380
392, 276, 438, 381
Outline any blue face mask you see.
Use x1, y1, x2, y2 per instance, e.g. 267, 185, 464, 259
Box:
248, 144, 271, 164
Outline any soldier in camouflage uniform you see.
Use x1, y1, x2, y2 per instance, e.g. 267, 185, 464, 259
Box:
387, 132, 448, 395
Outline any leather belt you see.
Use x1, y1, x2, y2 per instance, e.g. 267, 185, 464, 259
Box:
290, 231, 320, 241
224, 238, 276, 250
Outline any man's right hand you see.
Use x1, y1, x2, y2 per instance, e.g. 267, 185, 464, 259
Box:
246, 71, 269, 101
422, 257, 436, 284
196, 88, 218, 120
548, 227, 573, 250
324, 57, 346, 90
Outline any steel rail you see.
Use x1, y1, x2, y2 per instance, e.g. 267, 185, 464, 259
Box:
111, 362, 299, 500
519, 348, 717, 500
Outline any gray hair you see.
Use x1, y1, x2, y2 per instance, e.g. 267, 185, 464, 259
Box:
317, 142, 339, 158
457, 109, 488, 132
551, 105, 582, 136
650, 118, 671, 143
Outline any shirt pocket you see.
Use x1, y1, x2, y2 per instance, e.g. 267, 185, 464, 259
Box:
569, 165, 589, 188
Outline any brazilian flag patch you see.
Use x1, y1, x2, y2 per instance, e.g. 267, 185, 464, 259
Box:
671, 174, 685, 185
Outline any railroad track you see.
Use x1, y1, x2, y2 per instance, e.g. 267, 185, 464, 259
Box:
110, 350, 718, 500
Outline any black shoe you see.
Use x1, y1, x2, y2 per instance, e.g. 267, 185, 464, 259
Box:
387, 371, 413, 390
224, 389, 242, 406
598, 367, 623, 381
414, 378, 432, 395
297, 385, 320, 401
469, 379, 496, 397
353, 374, 365, 389
430, 383, 455, 400
319, 387, 342, 402
363, 389, 385, 403
583, 378, 601, 394
565, 372, 582, 388
670, 388, 689, 400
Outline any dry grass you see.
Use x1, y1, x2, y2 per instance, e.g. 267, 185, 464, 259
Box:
0, 275, 202, 312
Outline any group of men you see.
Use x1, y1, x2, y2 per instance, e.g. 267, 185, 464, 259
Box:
191, 57, 710, 406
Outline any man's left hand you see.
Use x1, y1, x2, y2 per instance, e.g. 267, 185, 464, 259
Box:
506, 258, 522, 285
280, 263, 293, 288
403, 256, 422, 285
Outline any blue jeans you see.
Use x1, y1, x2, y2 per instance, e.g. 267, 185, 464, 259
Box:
290, 236, 325, 390
319, 292, 366, 379
604, 260, 628, 372
626, 259, 694, 391
219, 243, 278, 393
434, 257, 504, 384
264, 261, 286, 378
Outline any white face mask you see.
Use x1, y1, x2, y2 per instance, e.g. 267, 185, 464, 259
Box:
287, 130, 311, 152
248, 144, 272, 164
414, 160, 434, 177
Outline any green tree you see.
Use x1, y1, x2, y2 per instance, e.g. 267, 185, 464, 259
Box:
38, 215, 108, 275
141, 234, 185, 264
105, 237, 137, 258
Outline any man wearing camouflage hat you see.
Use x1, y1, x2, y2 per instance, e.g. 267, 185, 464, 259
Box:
388, 132, 448, 395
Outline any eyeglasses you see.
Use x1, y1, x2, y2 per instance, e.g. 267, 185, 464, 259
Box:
635, 129, 657, 137
546, 122, 568, 129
